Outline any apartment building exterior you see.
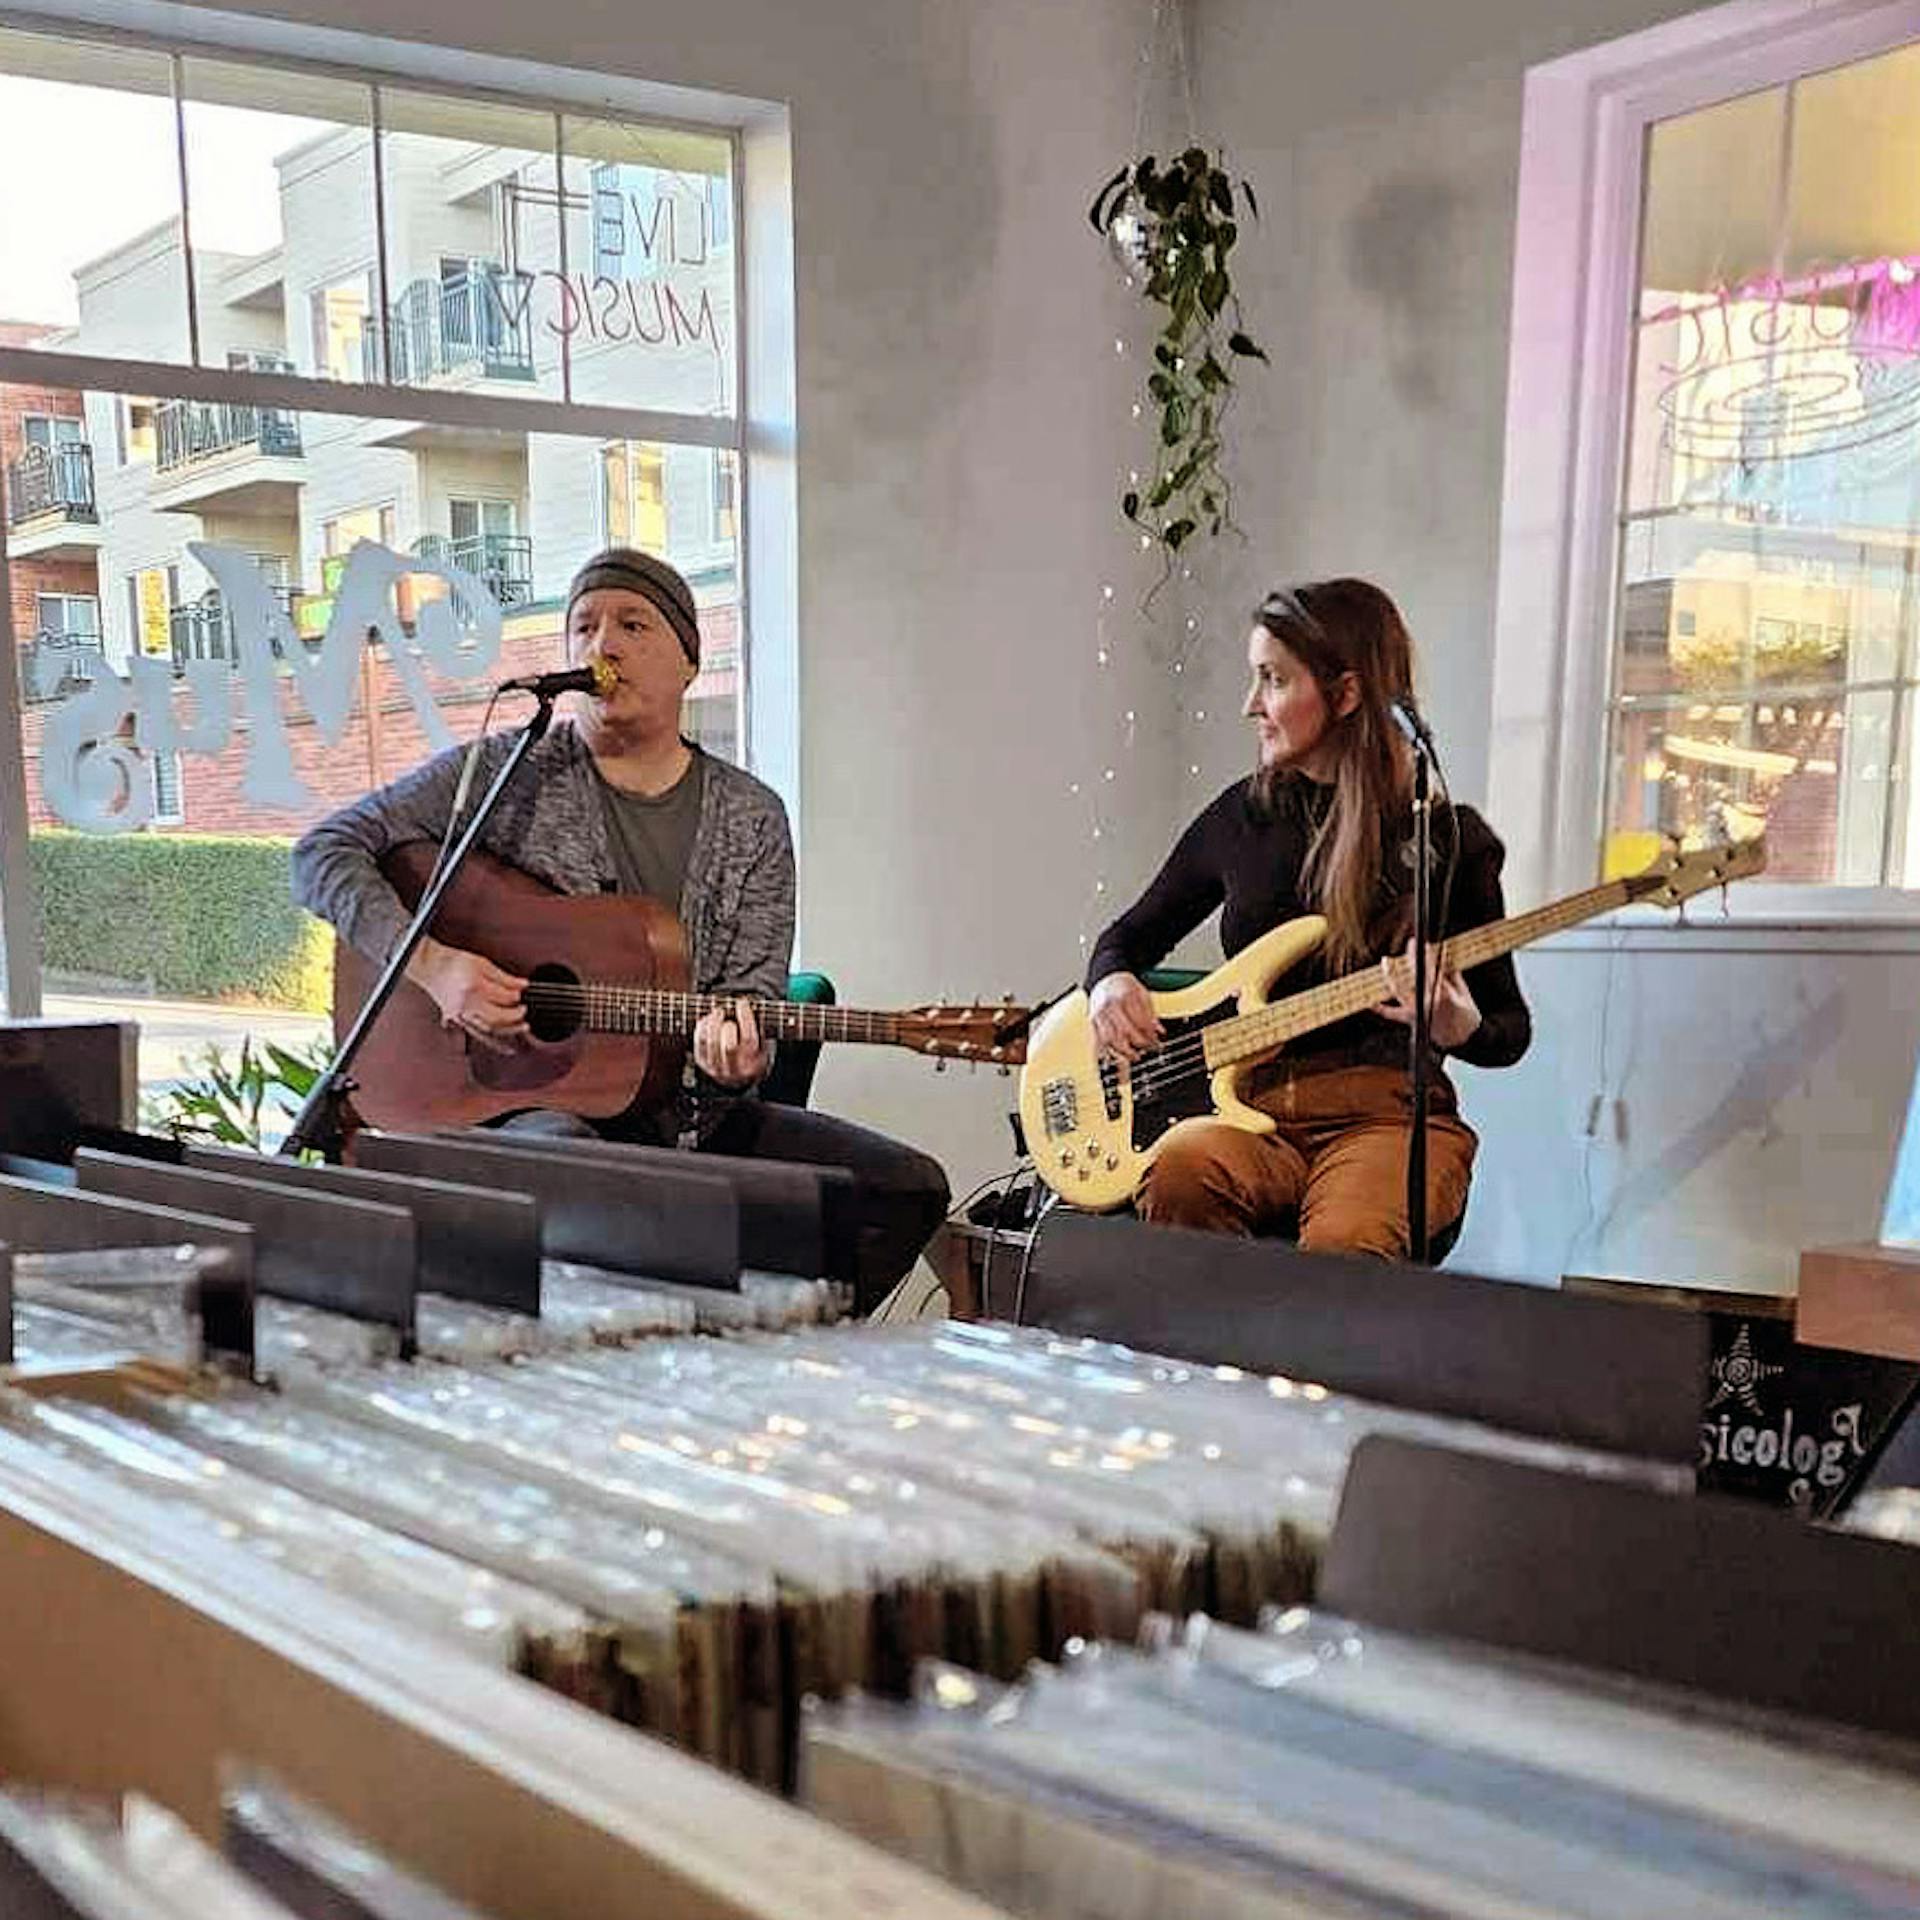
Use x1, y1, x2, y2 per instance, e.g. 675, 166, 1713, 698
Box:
4, 320, 103, 735
7, 116, 741, 835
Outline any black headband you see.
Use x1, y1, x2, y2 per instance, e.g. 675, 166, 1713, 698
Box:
566, 547, 701, 667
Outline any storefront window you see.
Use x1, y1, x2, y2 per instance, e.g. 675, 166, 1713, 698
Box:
0, 22, 754, 1094
1607, 43, 1920, 885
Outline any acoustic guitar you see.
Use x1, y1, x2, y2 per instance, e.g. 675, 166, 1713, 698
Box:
1018, 839, 1767, 1210
336, 845, 1035, 1130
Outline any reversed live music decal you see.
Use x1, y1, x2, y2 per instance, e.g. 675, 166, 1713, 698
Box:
39, 540, 504, 831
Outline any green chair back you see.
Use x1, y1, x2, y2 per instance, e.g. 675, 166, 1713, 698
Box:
762, 971, 836, 1107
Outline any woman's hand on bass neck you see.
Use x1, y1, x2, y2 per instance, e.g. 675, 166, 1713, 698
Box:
1377, 947, 1482, 1050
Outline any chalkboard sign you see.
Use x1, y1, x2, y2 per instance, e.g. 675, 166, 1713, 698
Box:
1696, 1307, 1917, 1507
1562, 1277, 1919, 1508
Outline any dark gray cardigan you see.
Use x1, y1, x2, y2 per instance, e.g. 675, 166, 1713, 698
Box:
291, 724, 795, 1133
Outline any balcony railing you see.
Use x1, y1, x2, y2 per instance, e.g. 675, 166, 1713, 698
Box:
170, 588, 304, 671
155, 400, 303, 473
377, 264, 537, 385
18, 630, 105, 705
6, 443, 96, 528
416, 532, 535, 608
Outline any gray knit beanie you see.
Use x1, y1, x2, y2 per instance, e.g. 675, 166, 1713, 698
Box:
566, 547, 700, 668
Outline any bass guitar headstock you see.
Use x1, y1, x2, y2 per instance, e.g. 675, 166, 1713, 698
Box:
1621, 836, 1768, 908
898, 999, 1036, 1066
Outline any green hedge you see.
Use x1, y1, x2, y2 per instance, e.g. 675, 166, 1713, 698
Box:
31, 830, 333, 1012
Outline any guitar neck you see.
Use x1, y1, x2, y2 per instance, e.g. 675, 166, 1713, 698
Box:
1205, 878, 1633, 1071
564, 987, 906, 1047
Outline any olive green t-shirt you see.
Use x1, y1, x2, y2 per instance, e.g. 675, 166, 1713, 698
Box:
593, 750, 705, 909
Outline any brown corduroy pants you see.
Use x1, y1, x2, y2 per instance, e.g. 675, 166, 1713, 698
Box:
1136, 1062, 1476, 1259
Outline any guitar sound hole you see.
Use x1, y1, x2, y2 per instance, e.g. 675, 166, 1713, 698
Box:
525, 961, 584, 1043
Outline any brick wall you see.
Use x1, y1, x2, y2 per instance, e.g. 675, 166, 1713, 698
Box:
1, 343, 101, 664
0, 380, 87, 474
11, 555, 98, 648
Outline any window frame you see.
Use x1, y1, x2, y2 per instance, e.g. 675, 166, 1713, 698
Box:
20, 413, 83, 450
447, 496, 518, 542
0, 0, 791, 1017
1490, 0, 1920, 929
323, 501, 400, 556
712, 447, 739, 546
309, 268, 381, 385
148, 748, 185, 828
34, 592, 97, 639
601, 439, 668, 551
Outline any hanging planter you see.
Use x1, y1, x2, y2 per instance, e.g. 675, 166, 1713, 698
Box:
1092, 147, 1266, 581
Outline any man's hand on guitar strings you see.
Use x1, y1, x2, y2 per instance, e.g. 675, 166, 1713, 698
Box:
1088, 971, 1162, 1063
411, 937, 530, 1052
1377, 947, 1482, 1051
694, 995, 771, 1088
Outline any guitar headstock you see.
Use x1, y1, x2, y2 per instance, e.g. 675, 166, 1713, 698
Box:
1621, 836, 1768, 909
898, 1000, 1036, 1065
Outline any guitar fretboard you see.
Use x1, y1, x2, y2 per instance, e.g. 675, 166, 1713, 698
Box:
520, 983, 906, 1046
1201, 879, 1633, 1072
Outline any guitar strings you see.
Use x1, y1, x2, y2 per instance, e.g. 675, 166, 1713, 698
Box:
515, 982, 1019, 1049
1119, 878, 1621, 1107
1123, 937, 1488, 1102
1119, 973, 1388, 1104
518, 981, 888, 1034
1117, 930, 1499, 1104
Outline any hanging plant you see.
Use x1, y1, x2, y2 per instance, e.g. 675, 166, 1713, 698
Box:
1091, 147, 1267, 581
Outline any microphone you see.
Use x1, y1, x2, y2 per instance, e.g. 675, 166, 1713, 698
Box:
1389, 696, 1437, 755
498, 656, 617, 700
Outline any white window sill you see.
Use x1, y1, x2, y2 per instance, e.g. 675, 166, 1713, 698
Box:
1537, 886, 1920, 955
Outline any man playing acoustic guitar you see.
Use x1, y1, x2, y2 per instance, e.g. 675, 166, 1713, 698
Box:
293, 546, 949, 1311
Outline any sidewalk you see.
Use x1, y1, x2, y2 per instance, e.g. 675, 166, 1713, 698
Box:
42, 991, 329, 1091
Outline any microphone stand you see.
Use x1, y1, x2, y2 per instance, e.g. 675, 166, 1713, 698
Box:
1405, 720, 1437, 1266
281, 690, 561, 1161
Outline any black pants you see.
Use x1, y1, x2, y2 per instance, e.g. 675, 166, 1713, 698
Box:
497, 1100, 949, 1315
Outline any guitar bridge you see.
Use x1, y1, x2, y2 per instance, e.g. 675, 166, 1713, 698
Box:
1040, 1077, 1078, 1137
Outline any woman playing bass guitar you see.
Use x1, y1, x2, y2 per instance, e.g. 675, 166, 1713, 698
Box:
1086, 578, 1532, 1257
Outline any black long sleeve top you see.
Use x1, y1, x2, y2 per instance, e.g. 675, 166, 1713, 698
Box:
1085, 776, 1532, 1074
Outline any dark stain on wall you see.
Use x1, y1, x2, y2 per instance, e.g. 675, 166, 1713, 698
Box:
1347, 174, 1468, 411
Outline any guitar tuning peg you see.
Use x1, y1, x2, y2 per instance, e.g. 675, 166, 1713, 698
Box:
934, 1057, 948, 1073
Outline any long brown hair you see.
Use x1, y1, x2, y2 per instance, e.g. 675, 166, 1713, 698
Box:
1253, 578, 1416, 971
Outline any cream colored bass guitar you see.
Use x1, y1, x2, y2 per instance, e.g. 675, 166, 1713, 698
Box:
1019, 839, 1766, 1210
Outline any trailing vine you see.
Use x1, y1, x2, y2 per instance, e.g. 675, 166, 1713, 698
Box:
1091, 147, 1266, 583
